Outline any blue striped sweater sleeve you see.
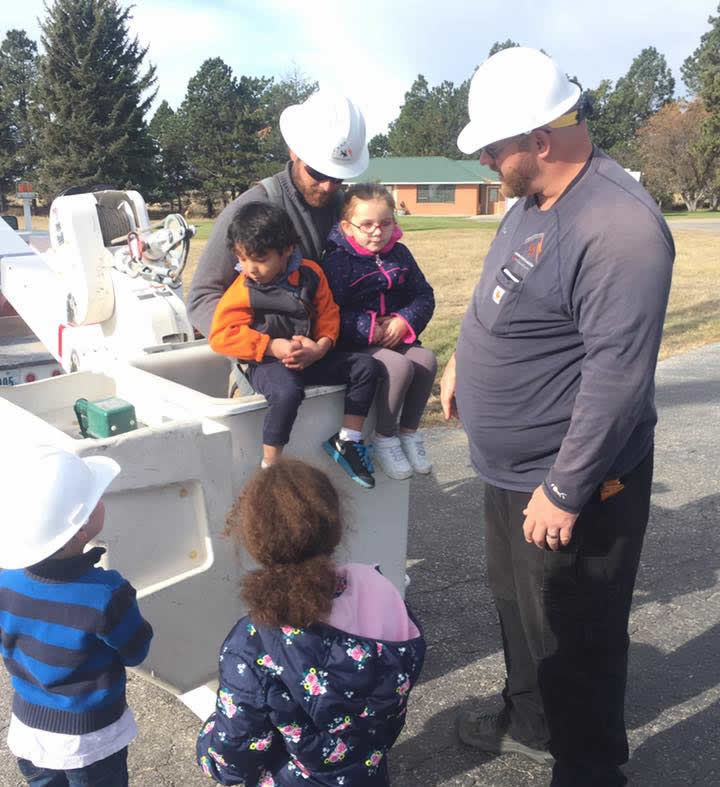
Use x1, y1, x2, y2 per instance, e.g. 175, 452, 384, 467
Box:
98, 580, 153, 666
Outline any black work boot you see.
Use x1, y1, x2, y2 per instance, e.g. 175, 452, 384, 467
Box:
456, 710, 554, 764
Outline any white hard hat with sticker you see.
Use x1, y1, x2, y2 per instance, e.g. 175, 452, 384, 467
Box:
280, 89, 369, 179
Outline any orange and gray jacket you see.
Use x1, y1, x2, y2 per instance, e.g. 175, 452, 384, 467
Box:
209, 258, 340, 362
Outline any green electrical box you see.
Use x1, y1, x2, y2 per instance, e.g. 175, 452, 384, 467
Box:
74, 397, 138, 439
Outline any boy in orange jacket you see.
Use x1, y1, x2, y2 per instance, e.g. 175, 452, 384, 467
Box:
209, 201, 379, 488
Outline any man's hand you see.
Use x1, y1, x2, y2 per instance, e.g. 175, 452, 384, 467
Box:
269, 338, 301, 361
439, 353, 458, 420
522, 485, 578, 551
282, 335, 329, 370
377, 316, 408, 348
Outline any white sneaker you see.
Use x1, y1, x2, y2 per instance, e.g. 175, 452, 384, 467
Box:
399, 431, 432, 474
373, 435, 413, 480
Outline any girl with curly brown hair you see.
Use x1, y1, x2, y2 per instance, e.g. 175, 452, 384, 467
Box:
197, 459, 425, 786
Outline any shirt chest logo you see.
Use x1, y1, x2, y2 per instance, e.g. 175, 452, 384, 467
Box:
513, 232, 545, 271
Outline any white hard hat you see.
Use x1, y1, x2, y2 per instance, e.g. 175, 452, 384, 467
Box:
280, 89, 369, 179
457, 47, 582, 154
0, 445, 120, 569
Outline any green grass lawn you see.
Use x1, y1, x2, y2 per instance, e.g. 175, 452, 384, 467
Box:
397, 215, 499, 232
197, 209, 720, 229
189, 220, 215, 241
663, 210, 720, 219
190, 215, 498, 238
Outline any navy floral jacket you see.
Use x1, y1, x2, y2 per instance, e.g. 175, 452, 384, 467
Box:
321, 225, 435, 348
196, 614, 425, 786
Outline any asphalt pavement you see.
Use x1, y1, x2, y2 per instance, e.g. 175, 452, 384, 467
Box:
1, 343, 719, 786
666, 217, 720, 233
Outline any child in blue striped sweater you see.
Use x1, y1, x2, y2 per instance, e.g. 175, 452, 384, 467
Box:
0, 446, 153, 787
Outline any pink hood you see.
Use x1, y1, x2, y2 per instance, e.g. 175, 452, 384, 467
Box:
325, 563, 420, 642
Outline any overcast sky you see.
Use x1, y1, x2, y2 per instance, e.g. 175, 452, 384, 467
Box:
3, 0, 717, 138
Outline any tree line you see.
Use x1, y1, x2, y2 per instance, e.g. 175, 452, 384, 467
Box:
0, 0, 317, 214
2, 0, 720, 214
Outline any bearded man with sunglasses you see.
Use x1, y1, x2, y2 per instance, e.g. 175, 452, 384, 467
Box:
188, 90, 369, 339
440, 48, 674, 787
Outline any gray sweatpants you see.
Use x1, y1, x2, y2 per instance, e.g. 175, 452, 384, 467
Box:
355, 343, 437, 435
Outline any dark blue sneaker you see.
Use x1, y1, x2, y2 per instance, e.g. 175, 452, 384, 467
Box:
322, 433, 375, 489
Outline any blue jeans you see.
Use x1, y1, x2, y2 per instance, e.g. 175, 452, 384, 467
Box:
17, 747, 128, 787
484, 450, 653, 787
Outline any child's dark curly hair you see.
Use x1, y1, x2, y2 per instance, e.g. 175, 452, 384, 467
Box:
226, 459, 343, 628
226, 201, 301, 258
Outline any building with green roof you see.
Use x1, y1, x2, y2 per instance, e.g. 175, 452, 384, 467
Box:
346, 156, 505, 216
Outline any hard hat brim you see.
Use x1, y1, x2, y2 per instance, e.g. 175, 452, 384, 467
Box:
457, 83, 581, 155
0, 454, 120, 570
280, 104, 369, 180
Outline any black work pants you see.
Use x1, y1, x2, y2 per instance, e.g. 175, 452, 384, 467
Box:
247, 351, 380, 446
484, 450, 653, 787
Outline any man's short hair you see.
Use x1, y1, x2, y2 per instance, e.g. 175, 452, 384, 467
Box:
226, 202, 301, 258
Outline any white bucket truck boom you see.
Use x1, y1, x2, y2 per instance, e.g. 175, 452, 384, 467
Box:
1, 189, 195, 374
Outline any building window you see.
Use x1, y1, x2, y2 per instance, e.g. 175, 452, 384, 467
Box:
417, 184, 455, 203
486, 186, 500, 213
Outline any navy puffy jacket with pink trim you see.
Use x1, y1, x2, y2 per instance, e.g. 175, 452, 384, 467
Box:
321, 224, 435, 347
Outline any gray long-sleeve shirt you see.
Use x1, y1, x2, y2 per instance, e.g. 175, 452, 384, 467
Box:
455, 149, 675, 513
187, 162, 342, 337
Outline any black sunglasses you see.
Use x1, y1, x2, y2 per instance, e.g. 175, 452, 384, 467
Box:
304, 163, 343, 185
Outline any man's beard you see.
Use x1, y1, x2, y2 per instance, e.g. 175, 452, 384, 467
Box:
499, 153, 539, 199
301, 187, 332, 208
290, 160, 333, 208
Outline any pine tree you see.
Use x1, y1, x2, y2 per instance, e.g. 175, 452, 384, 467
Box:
587, 47, 674, 166
681, 4, 720, 207
611, 48, 674, 138
488, 39, 520, 57
368, 133, 390, 157
0, 29, 39, 208
387, 75, 432, 156
0, 100, 14, 212
33, 0, 157, 199
180, 58, 271, 214
386, 75, 470, 158
149, 100, 193, 212
682, 4, 720, 102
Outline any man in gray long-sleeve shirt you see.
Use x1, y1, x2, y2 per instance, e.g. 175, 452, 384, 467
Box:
440, 48, 674, 786
187, 90, 369, 338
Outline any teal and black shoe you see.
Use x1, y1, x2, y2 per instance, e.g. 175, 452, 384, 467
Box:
322, 433, 375, 489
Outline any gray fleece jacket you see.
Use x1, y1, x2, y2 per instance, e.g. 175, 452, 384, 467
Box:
187, 162, 342, 338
